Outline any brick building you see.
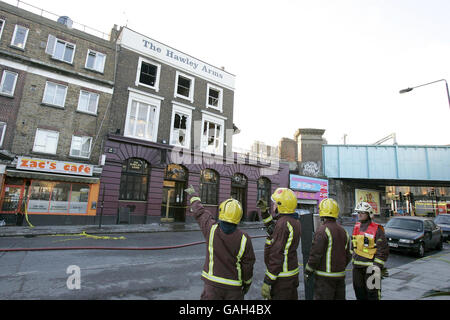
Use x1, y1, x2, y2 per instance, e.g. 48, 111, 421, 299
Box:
0, 1, 116, 225
0, 3, 289, 226
98, 27, 289, 224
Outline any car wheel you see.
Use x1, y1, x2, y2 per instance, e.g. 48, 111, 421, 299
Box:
416, 242, 425, 258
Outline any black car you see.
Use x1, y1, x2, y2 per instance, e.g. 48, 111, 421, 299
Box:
384, 216, 443, 258
434, 214, 450, 241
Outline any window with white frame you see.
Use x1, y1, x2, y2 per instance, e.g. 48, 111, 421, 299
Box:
206, 84, 223, 111
170, 103, 193, 148
45, 35, 76, 64
200, 114, 224, 155
0, 20, 5, 40
77, 90, 99, 114
135, 57, 161, 91
42, 81, 67, 107
70, 135, 92, 158
33, 128, 59, 154
11, 25, 29, 49
124, 91, 161, 142
175, 71, 194, 103
85, 49, 106, 73
0, 70, 18, 96
0, 122, 6, 147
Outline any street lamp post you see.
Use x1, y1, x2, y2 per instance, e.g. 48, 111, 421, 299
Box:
399, 79, 450, 110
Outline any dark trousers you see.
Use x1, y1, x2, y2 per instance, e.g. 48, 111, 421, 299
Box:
271, 276, 299, 300
314, 276, 346, 300
352, 267, 381, 300
201, 283, 244, 300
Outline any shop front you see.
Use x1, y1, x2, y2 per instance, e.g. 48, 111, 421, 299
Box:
290, 174, 328, 215
0, 157, 100, 225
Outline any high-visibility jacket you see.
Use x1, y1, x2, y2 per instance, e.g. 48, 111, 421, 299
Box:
305, 219, 352, 278
264, 214, 301, 284
191, 200, 256, 290
351, 221, 389, 268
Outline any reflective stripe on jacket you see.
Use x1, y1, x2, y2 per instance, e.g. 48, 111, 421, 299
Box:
202, 224, 250, 286
190, 200, 256, 289
351, 221, 389, 268
352, 222, 378, 259
306, 219, 351, 278
264, 215, 301, 284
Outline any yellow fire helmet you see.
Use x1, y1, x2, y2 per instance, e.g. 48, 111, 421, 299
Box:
218, 198, 243, 225
319, 198, 340, 219
271, 188, 297, 214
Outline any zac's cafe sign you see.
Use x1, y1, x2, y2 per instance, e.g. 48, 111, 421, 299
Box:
16, 157, 93, 176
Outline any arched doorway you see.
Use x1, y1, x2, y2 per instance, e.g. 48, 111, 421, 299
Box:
161, 164, 188, 222
231, 173, 247, 217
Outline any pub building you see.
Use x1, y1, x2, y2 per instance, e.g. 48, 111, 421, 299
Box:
97, 27, 290, 225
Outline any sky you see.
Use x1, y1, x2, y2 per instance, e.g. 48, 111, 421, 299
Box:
7, 0, 450, 149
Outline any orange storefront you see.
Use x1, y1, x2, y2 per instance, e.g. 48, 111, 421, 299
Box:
0, 157, 99, 225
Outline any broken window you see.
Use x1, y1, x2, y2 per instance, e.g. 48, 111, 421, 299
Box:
171, 113, 188, 146
208, 88, 220, 107
206, 84, 223, 111
202, 120, 221, 153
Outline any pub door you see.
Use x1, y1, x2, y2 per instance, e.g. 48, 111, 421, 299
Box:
161, 164, 188, 222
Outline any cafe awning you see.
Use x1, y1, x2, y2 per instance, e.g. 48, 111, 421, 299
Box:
6, 169, 100, 184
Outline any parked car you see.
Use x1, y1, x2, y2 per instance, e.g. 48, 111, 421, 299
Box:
434, 214, 450, 241
384, 216, 443, 258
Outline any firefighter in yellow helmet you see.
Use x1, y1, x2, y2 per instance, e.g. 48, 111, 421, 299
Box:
304, 198, 352, 299
184, 185, 255, 300
352, 201, 389, 300
260, 187, 301, 300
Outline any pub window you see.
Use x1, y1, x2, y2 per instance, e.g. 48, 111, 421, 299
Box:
174, 71, 194, 103
201, 118, 223, 155
170, 104, 192, 148
119, 158, 150, 201
206, 83, 223, 111
136, 57, 161, 91
257, 177, 271, 211
200, 169, 218, 205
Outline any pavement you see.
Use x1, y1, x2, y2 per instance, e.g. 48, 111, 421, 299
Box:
0, 218, 449, 300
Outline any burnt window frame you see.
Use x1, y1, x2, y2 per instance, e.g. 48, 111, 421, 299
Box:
206, 83, 223, 112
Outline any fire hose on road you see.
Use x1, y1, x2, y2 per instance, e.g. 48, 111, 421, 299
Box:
0, 234, 268, 252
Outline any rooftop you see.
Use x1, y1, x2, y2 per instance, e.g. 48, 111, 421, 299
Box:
2, 0, 110, 40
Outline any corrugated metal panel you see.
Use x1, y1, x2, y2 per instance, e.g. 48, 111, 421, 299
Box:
323, 145, 450, 181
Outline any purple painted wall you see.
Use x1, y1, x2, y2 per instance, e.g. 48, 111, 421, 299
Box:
99, 135, 289, 223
